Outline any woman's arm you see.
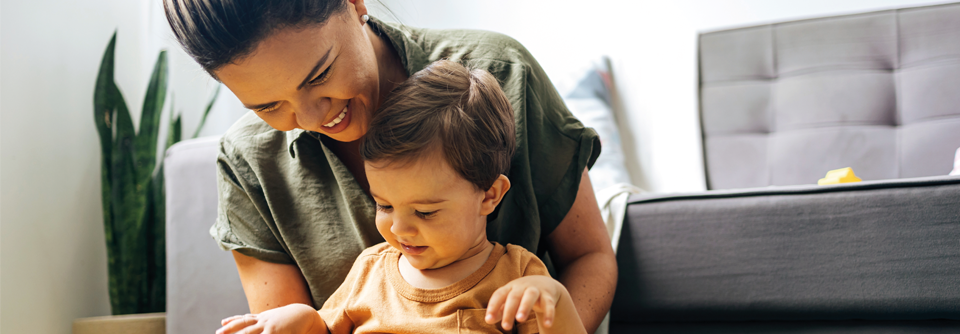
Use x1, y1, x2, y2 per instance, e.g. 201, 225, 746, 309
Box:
232, 250, 314, 313
546, 168, 618, 333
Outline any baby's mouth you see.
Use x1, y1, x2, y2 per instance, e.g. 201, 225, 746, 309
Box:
400, 243, 428, 255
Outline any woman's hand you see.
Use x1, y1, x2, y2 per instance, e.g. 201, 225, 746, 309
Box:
485, 275, 584, 333
217, 303, 325, 334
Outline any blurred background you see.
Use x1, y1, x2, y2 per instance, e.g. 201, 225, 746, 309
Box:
0, 0, 953, 332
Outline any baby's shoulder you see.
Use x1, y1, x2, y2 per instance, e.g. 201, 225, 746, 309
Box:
501, 243, 549, 277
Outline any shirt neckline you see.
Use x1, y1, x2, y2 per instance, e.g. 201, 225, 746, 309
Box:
385, 242, 506, 303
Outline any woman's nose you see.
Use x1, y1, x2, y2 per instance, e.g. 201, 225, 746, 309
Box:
390, 216, 417, 237
294, 96, 331, 130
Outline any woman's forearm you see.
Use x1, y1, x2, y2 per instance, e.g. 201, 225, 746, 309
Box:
232, 250, 314, 313
557, 252, 618, 333
547, 168, 619, 333
539, 284, 588, 334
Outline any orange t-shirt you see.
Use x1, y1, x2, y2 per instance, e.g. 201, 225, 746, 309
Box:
318, 242, 547, 334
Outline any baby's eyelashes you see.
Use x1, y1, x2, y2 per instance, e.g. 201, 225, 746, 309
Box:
376, 203, 393, 212
415, 210, 437, 219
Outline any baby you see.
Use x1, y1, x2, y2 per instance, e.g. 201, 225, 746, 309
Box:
217, 60, 585, 334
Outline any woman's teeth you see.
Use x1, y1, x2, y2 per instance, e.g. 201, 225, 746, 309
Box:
323, 107, 348, 128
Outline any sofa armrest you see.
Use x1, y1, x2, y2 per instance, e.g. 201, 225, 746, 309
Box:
611, 176, 960, 324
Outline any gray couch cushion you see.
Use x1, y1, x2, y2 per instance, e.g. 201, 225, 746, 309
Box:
699, 3, 960, 189
611, 320, 960, 334
611, 176, 960, 324
165, 136, 249, 334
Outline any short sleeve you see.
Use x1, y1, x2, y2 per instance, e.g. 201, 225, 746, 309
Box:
318, 248, 381, 334
209, 135, 293, 264
520, 51, 602, 236
488, 35, 600, 239
316, 279, 356, 334
520, 248, 551, 277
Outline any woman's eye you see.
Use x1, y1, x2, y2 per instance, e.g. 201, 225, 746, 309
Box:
415, 210, 437, 219
309, 66, 333, 86
376, 204, 393, 212
255, 102, 281, 113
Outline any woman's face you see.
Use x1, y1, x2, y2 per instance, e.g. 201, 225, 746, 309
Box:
215, 6, 379, 142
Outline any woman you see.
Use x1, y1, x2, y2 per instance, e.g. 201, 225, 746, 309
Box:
164, 0, 616, 332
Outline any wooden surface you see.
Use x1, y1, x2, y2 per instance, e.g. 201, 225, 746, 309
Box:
73, 313, 165, 334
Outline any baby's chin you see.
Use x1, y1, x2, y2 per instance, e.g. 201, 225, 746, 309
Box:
406, 256, 456, 271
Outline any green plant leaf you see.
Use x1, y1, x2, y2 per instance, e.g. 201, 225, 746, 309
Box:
109, 82, 148, 315
94, 32, 119, 314
192, 84, 220, 138
94, 32, 116, 159
135, 51, 168, 185
147, 168, 166, 312
170, 115, 182, 147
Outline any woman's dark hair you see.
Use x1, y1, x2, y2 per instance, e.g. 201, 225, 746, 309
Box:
163, 0, 347, 77
361, 60, 516, 191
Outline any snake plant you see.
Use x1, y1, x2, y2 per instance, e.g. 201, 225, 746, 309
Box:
93, 32, 218, 314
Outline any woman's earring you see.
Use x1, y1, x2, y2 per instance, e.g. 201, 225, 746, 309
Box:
361, 14, 370, 24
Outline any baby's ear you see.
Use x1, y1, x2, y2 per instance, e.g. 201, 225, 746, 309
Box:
480, 175, 511, 215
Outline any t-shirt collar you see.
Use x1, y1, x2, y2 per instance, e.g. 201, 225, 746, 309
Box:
286, 128, 307, 158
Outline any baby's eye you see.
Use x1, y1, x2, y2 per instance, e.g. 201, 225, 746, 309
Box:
415, 210, 437, 219
376, 204, 393, 212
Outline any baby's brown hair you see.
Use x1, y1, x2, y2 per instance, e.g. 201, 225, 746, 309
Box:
360, 60, 516, 191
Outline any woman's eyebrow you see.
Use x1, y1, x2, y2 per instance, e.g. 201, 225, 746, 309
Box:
297, 46, 334, 90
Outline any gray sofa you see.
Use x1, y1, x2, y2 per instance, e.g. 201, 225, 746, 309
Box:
165, 3, 960, 333
609, 2, 960, 332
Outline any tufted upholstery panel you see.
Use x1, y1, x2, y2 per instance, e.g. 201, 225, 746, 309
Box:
699, 3, 960, 190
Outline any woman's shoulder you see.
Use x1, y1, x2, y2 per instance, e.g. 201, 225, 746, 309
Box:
379, 19, 533, 73
218, 111, 294, 160
422, 27, 532, 70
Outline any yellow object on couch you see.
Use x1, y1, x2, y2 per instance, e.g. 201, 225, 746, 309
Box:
818, 167, 862, 185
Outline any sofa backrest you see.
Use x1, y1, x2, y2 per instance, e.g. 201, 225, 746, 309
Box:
165, 136, 249, 334
699, 2, 960, 190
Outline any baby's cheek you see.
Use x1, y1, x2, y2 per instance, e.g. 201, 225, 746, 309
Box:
375, 215, 393, 239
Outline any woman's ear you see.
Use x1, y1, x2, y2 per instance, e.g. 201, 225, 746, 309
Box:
480, 175, 511, 216
350, 0, 369, 23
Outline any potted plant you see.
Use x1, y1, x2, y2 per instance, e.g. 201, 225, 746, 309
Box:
73, 32, 218, 334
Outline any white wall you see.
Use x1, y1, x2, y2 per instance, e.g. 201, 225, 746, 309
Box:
375, 0, 953, 193
1, 1, 954, 333
0, 1, 245, 333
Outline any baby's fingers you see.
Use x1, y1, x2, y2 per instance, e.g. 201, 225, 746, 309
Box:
514, 287, 541, 323
221, 315, 244, 326
537, 294, 557, 328
486, 286, 510, 324
216, 314, 258, 334
500, 287, 527, 330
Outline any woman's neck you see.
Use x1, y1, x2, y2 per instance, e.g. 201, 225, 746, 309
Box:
365, 23, 408, 110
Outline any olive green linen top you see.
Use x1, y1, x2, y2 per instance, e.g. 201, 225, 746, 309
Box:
211, 17, 600, 308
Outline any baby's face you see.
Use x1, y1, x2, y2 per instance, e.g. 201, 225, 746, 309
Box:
366, 150, 490, 270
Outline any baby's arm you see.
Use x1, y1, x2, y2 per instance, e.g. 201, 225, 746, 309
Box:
217, 303, 328, 334
485, 275, 586, 334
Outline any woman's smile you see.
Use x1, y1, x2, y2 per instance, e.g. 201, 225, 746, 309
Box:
320, 100, 353, 134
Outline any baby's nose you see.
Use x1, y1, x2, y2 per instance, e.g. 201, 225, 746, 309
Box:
390, 217, 417, 237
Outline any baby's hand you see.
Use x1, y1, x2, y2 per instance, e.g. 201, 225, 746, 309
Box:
217, 303, 323, 334
485, 275, 566, 331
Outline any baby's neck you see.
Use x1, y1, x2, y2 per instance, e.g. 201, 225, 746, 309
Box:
398, 240, 495, 289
